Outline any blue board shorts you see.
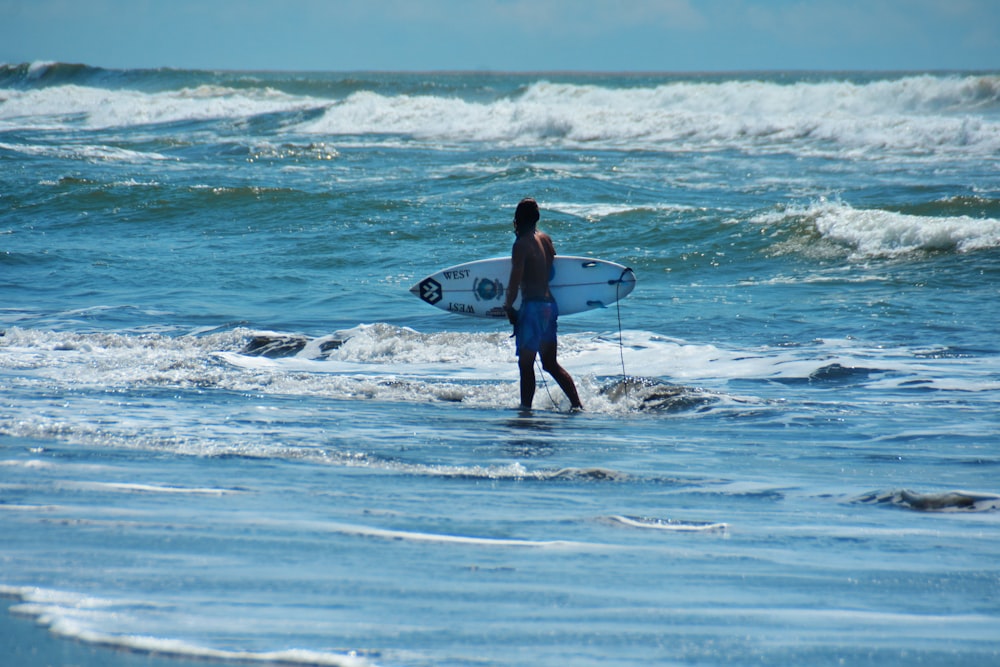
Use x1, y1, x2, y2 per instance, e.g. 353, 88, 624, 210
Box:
515, 299, 558, 353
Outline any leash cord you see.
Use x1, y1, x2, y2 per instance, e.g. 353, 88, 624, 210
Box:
615, 268, 633, 406
536, 358, 558, 409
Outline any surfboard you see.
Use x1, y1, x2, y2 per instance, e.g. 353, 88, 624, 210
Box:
410, 256, 636, 319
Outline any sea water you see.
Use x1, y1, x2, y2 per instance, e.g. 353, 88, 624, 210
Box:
1, 63, 999, 666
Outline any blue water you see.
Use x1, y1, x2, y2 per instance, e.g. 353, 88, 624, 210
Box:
2, 62, 1000, 666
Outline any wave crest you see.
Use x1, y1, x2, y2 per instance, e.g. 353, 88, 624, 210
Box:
2, 67, 998, 156
755, 201, 1000, 260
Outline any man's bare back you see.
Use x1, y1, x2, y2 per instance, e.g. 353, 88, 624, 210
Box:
508, 230, 555, 304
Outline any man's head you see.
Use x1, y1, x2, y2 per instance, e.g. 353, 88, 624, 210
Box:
514, 197, 540, 235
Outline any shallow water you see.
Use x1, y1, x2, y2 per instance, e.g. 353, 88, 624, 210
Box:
2, 63, 999, 666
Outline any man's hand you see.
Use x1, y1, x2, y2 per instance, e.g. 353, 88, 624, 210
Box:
504, 304, 518, 326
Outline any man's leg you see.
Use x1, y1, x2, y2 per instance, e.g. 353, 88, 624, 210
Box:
518, 348, 537, 409
539, 342, 582, 409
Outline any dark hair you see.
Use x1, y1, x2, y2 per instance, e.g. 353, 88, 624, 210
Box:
514, 197, 540, 233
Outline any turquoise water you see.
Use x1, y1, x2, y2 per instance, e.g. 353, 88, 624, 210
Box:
2, 63, 1000, 666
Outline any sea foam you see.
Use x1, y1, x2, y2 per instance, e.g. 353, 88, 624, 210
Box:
1, 585, 372, 667
754, 200, 1000, 259
3, 73, 998, 157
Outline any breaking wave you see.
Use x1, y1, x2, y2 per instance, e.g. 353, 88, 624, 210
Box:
2, 63, 998, 157
753, 200, 1000, 260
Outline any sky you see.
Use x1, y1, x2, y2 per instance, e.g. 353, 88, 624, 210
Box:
1, 0, 998, 72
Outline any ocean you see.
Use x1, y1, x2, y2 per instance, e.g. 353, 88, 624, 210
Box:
1, 62, 999, 667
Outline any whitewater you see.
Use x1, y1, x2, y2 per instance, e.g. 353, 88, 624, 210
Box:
1, 63, 999, 666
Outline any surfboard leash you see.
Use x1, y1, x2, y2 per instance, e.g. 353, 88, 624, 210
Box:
535, 358, 559, 410
613, 267, 634, 407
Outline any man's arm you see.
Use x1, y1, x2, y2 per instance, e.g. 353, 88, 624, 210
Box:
544, 234, 555, 259
504, 240, 526, 324
540, 232, 556, 270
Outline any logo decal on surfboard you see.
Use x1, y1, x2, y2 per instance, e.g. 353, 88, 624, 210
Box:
418, 277, 443, 305
473, 277, 503, 302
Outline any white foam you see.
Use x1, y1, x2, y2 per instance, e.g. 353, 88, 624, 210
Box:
0, 83, 320, 131
5, 75, 996, 157
59, 481, 241, 496
3, 325, 998, 442
753, 200, 1000, 259
814, 205, 1000, 258
297, 75, 1000, 156
250, 517, 607, 551
2, 326, 996, 460
2, 585, 372, 667
547, 201, 699, 220
0, 459, 55, 469
0, 141, 171, 163
606, 515, 729, 533
0, 503, 64, 512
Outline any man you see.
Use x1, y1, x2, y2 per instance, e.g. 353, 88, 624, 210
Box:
503, 198, 583, 411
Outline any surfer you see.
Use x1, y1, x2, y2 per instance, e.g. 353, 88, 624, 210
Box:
503, 198, 583, 411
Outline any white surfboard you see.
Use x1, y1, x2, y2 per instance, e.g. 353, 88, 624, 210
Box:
410, 256, 636, 319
